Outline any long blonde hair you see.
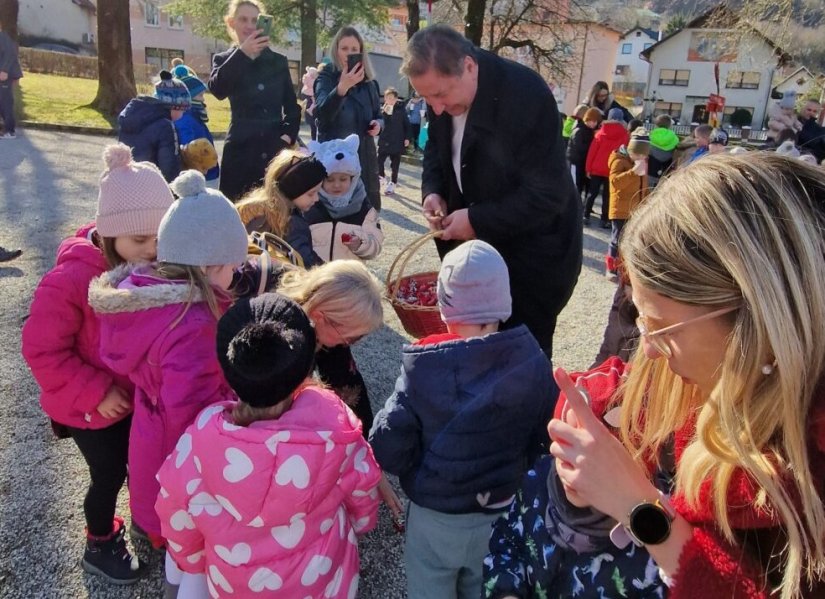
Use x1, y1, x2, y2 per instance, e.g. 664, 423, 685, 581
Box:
223, 0, 264, 43
154, 263, 228, 327
236, 150, 306, 237
277, 260, 384, 337
329, 26, 375, 81
619, 153, 825, 597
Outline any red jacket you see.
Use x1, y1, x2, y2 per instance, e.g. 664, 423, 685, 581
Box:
556, 357, 825, 598
22, 224, 134, 430
586, 122, 630, 178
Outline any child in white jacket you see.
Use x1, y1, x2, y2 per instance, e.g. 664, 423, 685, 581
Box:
305, 134, 384, 263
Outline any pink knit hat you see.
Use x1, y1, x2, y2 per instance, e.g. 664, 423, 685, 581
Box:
96, 144, 175, 237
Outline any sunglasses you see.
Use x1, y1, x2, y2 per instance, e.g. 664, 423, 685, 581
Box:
328, 319, 365, 346
636, 305, 739, 358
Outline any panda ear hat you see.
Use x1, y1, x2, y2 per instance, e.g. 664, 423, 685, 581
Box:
308, 134, 362, 178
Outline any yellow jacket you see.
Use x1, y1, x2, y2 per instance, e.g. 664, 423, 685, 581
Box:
608, 149, 649, 220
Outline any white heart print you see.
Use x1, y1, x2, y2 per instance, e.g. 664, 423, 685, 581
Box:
317, 431, 334, 453
324, 566, 344, 597
215, 542, 251, 566
189, 492, 222, 517
185, 478, 202, 495
169, 510, 195, 531
271, 513, 306, 548
223, 447, 254, 483
248, 567, 283, 592
208, 564, 234, 593
197, 405, 223, 430
215, 494, 242, 521
301, 555, 332, 586
265, 431, 290, 455
275, 455, 310, 488
174, 433, 192, 468
353, 447, 370, 474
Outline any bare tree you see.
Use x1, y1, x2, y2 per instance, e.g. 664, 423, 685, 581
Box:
0, 0, 19, 41
90, 0, 136, 116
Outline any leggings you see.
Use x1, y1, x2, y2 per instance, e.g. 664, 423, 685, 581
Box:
378, 151, 402, 184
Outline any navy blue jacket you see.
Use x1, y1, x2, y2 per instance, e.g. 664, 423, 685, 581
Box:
174, 110, 219, 181
369, 326, 557, 514
117, 96, 181, 183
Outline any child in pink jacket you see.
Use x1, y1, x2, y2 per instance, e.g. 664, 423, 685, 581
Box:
88, 170, 249, 549
156, 293, 381, 598
21, 144, 174, 585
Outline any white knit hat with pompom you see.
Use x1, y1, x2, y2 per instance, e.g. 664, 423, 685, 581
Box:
96, 143, 175, 237
157, 170, 249, 266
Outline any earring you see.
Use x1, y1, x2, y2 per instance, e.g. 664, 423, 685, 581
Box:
761, 362, 775, 375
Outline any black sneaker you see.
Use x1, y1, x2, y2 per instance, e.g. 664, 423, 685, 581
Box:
0, 247, 22, 262
82, 517, 144, 585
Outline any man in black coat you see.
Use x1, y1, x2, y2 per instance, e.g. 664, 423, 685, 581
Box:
798, 99, 825, 163
403, 25, 581, 356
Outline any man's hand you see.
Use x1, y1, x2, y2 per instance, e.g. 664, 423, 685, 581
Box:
440, 208, 476, 241
96, 385, 131, 419
422, 193, 448, 231
0, 71, 8, 82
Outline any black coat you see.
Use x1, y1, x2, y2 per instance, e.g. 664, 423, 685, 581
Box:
117, 96, 181, 183
422, 49, 582, 353
798, 117, 825, 162
314, 69, 383, 210
566, 122, 595, 165
378, 102, 410, 154
209, 47, 300, 201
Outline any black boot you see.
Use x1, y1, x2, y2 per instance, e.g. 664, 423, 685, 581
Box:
82, 517, 145, 585
0, 247, 22, 262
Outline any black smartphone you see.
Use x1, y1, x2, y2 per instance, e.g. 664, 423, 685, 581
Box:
347, 53, 363, 72
256, 14, 273, 37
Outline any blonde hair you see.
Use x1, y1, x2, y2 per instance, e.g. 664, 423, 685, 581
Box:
329, 27, 375, 81
619, 153, 825, 598
236, 149, 306, 237
277, 260, 384, 337
154, 263, 230, 327
224, 0, 264, 43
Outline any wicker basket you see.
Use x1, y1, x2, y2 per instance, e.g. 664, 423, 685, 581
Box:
386, 232, 448, 338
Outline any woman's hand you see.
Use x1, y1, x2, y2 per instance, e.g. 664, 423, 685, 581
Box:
239, 30, 269, 59
336, 62, 365, 96
547, 367, 659, 523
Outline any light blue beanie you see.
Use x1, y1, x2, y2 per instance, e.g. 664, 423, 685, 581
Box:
158, 170, 248, 266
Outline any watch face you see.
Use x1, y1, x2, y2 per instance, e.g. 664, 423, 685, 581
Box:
630, 503, 671, 545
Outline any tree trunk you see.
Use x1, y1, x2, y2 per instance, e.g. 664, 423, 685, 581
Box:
0, 0, 19, 41
406, 0, 420, 40
464, 0, 486, 46
300, 0, 317, 76
91, 0, 136, 117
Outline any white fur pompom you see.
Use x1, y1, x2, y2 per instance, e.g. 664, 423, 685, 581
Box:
171, 169, 207, 198
102, 143, 133, 171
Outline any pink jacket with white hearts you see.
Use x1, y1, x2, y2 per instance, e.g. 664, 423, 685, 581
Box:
155, 389, 381, 598
22, 223, 134, 430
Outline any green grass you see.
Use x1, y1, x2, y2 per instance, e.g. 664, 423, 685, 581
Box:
16, 71, 231, 132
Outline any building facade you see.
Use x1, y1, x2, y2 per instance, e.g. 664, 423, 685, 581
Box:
613, 27, 658, 98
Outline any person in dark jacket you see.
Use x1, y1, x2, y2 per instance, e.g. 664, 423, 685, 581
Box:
208, 0, 301, 201
798, 99, 825, 163
314, 26, 384, 210
586, 80, 633, 123
117, 70, 189, 182
370, 240, 557, 599
0, 25, 22, 138
405, 25, 582, 357
567, 107, 601, 200
377, 87, 410, 195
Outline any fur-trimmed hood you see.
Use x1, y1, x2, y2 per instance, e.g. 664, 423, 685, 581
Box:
88, 263, 203, 314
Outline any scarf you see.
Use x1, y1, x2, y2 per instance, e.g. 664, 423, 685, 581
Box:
318, 176, 367, 219
190, 100, 209, 124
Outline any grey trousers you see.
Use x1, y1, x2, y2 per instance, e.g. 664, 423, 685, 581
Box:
405, 502, 502, 599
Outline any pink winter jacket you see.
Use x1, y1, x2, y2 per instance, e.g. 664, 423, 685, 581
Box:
88, 264, 235, 536
156, 391, 381, 598
22, 224, 134, 430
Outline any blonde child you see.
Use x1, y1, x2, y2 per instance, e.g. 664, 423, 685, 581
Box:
237, 149, 327, 267
88, 170, 249, 549
21, 144, 174, 584
156, 293, 382, 598
306, 134, 384, 262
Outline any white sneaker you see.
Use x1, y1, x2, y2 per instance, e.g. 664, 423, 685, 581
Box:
385, 181, 395, 194
0, 132, 16, 139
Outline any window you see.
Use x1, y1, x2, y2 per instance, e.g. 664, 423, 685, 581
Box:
168, 14, 184, 29
145, 47, 184, 71
658, 69, 690, 86
622, 43, 632, 54
145, 1, 160, 26
644, 42, 653, 50
615, 65, 630, 76
654, 101, 683, 119
725, 71, 761, 90
722, 106, 754, 126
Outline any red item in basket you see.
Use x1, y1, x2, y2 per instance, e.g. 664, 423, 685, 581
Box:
396, 280, 438, 306
341, 233, 353, 243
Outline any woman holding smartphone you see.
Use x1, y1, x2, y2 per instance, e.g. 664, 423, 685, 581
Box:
314, 26, 384, 211
209, 0, 301, 202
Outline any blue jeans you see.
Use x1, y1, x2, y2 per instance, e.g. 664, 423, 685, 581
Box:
0, 80, 15, 133
609, 219, 626, 261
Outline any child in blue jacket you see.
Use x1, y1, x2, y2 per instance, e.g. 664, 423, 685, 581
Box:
370, 240, 557, 599
172, 66, 219, 182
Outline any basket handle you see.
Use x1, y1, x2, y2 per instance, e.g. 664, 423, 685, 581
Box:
386, 231, 443, 300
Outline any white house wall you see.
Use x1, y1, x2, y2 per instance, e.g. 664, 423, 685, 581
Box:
18, 0, 95, 46
614, 29, 656, 90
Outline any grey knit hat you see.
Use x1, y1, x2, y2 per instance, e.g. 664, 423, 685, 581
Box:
158, 170, 249, 266
437, 240, 511, 325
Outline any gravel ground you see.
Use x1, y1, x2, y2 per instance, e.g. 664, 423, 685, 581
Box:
0, 129, 615, 598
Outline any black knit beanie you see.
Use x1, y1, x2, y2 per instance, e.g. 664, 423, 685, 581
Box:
275, 155, 327, 200
217, 293, 317, 407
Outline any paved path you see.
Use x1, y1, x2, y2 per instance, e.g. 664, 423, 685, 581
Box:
0, 129, 615, 598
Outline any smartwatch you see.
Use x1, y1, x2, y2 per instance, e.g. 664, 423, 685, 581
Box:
626, 494, 675, 546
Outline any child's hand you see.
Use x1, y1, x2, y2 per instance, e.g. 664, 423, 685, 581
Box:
97, 385, 131, 419
378, 474, 404, 520
632, 159, 648, 176
341, 233, 362, 251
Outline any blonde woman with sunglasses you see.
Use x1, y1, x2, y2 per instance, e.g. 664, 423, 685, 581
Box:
546, 153, 825, 598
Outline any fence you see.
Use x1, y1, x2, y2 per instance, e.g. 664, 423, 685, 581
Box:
19, 47, 156, 85
643, 122, 769, 143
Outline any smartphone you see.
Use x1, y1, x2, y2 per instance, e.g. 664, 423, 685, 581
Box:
256, 14, 273, 37
347, 53, 363, 72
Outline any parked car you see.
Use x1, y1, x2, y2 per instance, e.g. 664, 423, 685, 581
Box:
32, 43, 79, 55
